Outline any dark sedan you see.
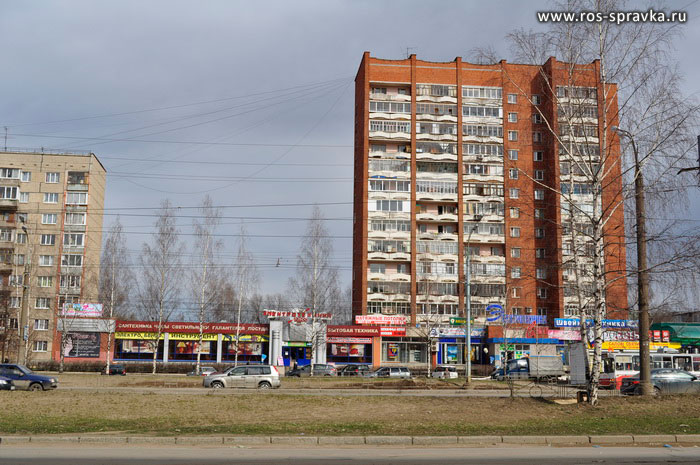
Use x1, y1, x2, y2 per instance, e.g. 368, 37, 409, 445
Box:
338, 365, 370, 377
621, 369, 700, 395
102, 364, 127, 376
286, 364, 337, 377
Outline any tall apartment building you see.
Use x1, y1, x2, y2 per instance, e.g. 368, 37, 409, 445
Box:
352, 53, 628, 328
0, 149, 106, 362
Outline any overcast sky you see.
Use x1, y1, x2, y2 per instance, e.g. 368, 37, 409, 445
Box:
2, 0, 699, 304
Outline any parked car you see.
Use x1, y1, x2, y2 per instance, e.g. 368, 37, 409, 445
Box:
337, 364, 370, 377
203, 365, 280, 389
187, 366, 216, 377
102, 364, 127, 376
0, 364, 58, 391
432, 365, 458, 379
621, 369, 700, 395
491, 367, 505, 381
286, 364, 337, 377
366, 367, 412, 379
0, 375, 15, 391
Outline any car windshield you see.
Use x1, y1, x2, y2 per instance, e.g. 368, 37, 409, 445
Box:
15, 365, 32, 375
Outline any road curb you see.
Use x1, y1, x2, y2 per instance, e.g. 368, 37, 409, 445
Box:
2, 434, 700, 447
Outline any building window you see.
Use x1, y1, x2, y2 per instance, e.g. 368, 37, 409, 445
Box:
35, 297, 50, 309
41, 213, 57, 224
369, 263, 386, 274
0, 228, 12, 242
508, 131, 518, 141
535, 170, 544, 181
511, 307, 523, 315
65, 212, 86, 225
0, 186, 18, 200
510, 207, 520, 218
39, 255, 54, 266
533, 132, 543, 143
20, 192, 29, 203
63, 233, 84, 247
10, 296, 20, 308
44, 193, 59, 203
60, 274, 81, 289
507, 94, 517, 104
532, 113, 543, 124
537, 307, 547, 316
537, 288, 547, 298
508, 113, 518, 123
534, 189, 545, 200
532, 95, 541, 105
511, 247, 521, 258
511, 267, 521, 278
536, 268, 547, 279
40, 234, 56, 246
21, 171, 31, 182
509, 168, 518, 179
512, 287, 521, 298
10, 275, 23, 286
34, 319, 49, 331
510, 227, 521, 238
535, 228, 545, 238
16, 233, 27, 244
13, 253, 24, 265
45, 172, 60, 183
33, 341, 48, 352
535, 248, 546, 258
37, 276, 52, 287
61, 254, 83, 267
534, 208, 544, 219
65, 192, 88, 205
509, 188, 519, 199
534, 151, 544, 161
508, 149, 518, 160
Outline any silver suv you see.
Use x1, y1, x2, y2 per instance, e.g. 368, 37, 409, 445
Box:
203, 365, 281, 389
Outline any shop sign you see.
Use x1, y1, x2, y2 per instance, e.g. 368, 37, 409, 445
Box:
554, 318, 637, 329
61, 303, 103, 318
327, 337, 372, 344
286, 341, 312, 347
263, 308, 332, 322
449, 317, 467, 326
429, 327, 486, 338
115, 331, 162, 340
168, 333, 218, 341
601, 341, 682, 351
548, 330, 582, 341
115, 321, 268, 335
356, 315, 407, 326
486, 307, 546, 325
222, 334, 269, 342
380, 326, 406, 336
327, 325, 380, 337
64, 332, 100, 358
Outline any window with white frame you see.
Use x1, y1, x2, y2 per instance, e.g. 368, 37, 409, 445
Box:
537, 307, 547, 316
0, 186, 18, 200
507, 94, 517, 104
45, 172, 60, 183
35, 297, 50, 309
535, 228, 545, 238
536, 268, 547, 279
510, 207, 520, 218
509, 168, 518, 179
508, 149, 518, 160
535, 248, 546, 258
65, 212, 86, 225
534, 208, 544, 219
63, 233, 84, 247
532, 95, 541, 105
369, 263, 386, 274
535, 170, 544, 181
16, 233, 27, 244
0, 228, 12, 242
41, 213, 57, 224
508, 130, 518, 141
537, 288, 547, 298
13, 253, 24, 265
33, 341, 48, 352
65, 192, 87, 205
510, 227, 521, 238
509, 188, 519, 199
534, 189, 545, 200
533, 132, 543, 143
511, 307, 523, 315
511, 267, 521, 278
10, 274, 23, 286
10, 296, 20, 308
60, 274, 81, 289
61, 254, 83, 267
34, 319, 49, 331
40, 234, 55, 246
37, 276, 52, 287
511, 247, 521, 258
20, 192, 29, 203
0, 168, 20, 179
512, 287, 521, 298
508, 112, 518, 123
21, 171, 31, 182
532, 113, 543, 124
39, 255, 54, 266
44, 193, 59, 203
534, 151, 544, 161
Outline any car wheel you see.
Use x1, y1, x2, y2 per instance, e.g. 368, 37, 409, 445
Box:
653, 386, 661, 396
29, 383, 43, 392
211, 381, 225, 389
258, 381, 271, 390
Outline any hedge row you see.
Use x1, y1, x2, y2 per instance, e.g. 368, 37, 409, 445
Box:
31, 360, 231, 374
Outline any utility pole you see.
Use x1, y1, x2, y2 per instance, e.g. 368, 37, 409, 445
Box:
613, 127, 652, 396
464, 215, 482, 384
17, 226, 30, 365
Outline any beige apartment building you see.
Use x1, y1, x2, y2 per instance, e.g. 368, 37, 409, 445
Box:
0, 149, 106, 363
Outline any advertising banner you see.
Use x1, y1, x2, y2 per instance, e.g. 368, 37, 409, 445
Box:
61, 303, 103, 318
380, 326, 406, 336
554, 318, 638, 329
168, 333, 218, 341
446, 345, 459, 363
63, 332, 100, 358
327, 325, 380, 337
121, 339, 156, 353
115, 321, 268, 335
387, 343, 400, 361
115, 332, 162, 340
330, 344, 365, 357
548, 330, 582, 341
326, 337, 372, 344
226, 342, 262, 356
356, 315, 407, 326
175, 340, 211, 355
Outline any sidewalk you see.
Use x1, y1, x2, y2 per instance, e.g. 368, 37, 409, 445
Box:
2, 434, 699, 447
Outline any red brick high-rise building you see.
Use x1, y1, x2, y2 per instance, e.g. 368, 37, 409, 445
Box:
352, 52, 628, 329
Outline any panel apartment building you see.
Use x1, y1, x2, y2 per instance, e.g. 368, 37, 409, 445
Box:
352, 52, 628, 329
0, 149, 106, 362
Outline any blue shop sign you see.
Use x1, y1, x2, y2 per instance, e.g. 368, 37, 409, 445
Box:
554, 318, 637, 328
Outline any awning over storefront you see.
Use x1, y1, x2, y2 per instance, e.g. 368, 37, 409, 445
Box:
651, 323, 700, 345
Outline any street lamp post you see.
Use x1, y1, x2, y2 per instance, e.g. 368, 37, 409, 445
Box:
464, 215, 482, 384
612, 126, 652, 396
17, 225, 30, 365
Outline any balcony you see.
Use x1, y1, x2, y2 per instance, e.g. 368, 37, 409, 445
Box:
416, 133, 457, 142
370, 93, 411, 102
416, 113, 458, 123
368, 191, 410, 202
417, 231, 458, 241
416, 151, 458, 162
368, 251, 410, 261
416, 95, 457, 104
0, 199, 18, 210
369, 111, 411, 121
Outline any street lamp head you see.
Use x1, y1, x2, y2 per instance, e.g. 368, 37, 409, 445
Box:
474, 215, 483, 223
21, 226, 27, 234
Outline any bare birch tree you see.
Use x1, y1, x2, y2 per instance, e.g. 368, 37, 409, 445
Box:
99, 217, 132, 374
287, 206, 341, 366
137, 200, 182, 374
189, 195, 222, 374
231, 224, 259, 367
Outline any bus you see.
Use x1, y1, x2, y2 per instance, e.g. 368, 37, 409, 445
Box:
600, 352, 700, 389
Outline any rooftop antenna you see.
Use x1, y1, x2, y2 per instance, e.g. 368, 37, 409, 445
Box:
3, 126, 7, 151
405, 47, 415, 59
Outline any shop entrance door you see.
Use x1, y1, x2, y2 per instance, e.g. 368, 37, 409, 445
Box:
282, 346, 310, 367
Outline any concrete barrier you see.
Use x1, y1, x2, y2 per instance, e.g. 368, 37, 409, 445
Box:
79, 436, 128, 444
589, 435, 634, 444
502, 435, 547, 444
176, 436, 223, 445
127, 436, 177, 444
0, 437, 31, 444
632, 435, 676, 444
28, 436, 80, 443
365, 436, 412, 445
458, 436, 502, 445
223, 436, 271, 445
412, 436, 459, 445
546, 435, 589, 445
675, 434, 700, 443
318, 436, 365, 445
270, 436, 319, 445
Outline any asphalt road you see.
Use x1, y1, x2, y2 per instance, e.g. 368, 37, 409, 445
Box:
1, 445, 698, 464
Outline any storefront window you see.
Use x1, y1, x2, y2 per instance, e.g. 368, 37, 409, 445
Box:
382, 339, 426, 363
169, 340, 216, 361
115, 339, 164, 360
327, 343, 372, 364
